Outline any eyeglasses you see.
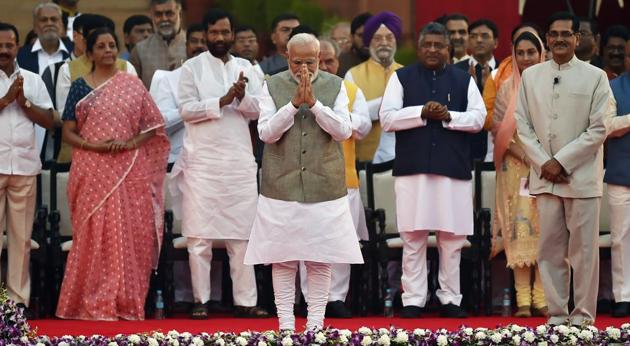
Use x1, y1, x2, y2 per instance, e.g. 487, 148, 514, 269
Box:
420, 41, 447, 50
547, 31, 575, 39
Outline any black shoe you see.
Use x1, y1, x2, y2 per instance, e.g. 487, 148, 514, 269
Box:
440, 303, 467, 318
400, 305, 422, 318
325, 300, 352, 318
597, 299, 612, 314
16, 303, 34, 320
295, 304, 307, 317
612, 302, 630, 318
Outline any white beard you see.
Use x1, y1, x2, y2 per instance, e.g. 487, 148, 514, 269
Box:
289, 68, 318, 83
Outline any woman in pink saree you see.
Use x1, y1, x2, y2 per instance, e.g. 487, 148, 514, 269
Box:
57, 27, 169, 320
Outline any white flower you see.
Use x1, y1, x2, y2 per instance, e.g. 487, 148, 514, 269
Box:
128, 334, 141, 344
413, 329, 426, 337
550, 334, 559, 343
578, 330, 593, 341
537, 342, 548, 346
475, 331, 486, 340
361, 335, 373, 346
168, 330, 180, 338
235, 336, 248, 346
568, 335, 577, 345
587, 325, 598, 333
215, 338, 225, 346
359, 327, 373, 335
108, 342, 118, 346
569, 326, 579, 334
192, 337, 205, 346
19, 337, 29, 343
315, 332, 326, 344
377, 334, 390, 346
622, 323, 630, 329
58, 342, 70, 346
36, 343, 46, 346
394, 331, 408, 343
339, 335, 349, 344
281, 336, 293, 346
523, 331, 535, 342
257, 341, 267, 346
170, 340, 180, 346
62, 335, 73, 340
181, 332, 193, 340
147, 337, 159, 346
154, 332, 165, 340
606, 327, 621, 339
464, 327, 473, 336
555, 325, 569, 335
511, 325, 524, 333
340, 329, 352, 338
490, 333, 503, 343
512, 335, 521, 345
378, 328, 390, 335
240, 332, 251, 338
536, 325, 547, 334
436, 335, 448, 346
264, 332, 276, 341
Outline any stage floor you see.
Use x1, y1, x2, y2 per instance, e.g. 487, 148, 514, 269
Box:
30, 315, 629, 337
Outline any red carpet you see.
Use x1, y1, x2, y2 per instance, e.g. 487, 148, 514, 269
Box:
30, 315, 629, 337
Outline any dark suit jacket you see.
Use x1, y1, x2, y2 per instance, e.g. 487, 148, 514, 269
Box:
17, 37, 73, 74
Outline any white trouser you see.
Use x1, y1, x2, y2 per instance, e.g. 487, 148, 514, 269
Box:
299, 262, 350, 302
187, 237, 257, 306
273, 261, 331, 331
608, 184, 630, 303
400, 230, 467, 307
174, 260, 222, 302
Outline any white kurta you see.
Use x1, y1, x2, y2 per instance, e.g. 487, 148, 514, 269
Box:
379, 72, 486, 235
149, 68, 184, 163
244, 80, 364, 264
171, 52, 263, 240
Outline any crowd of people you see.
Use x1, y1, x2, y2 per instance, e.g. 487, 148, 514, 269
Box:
0, 0, 629, 331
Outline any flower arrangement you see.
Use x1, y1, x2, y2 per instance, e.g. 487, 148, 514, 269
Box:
2, 289, 630, 345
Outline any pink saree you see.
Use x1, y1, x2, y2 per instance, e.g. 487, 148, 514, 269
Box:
56, 72, 169, 320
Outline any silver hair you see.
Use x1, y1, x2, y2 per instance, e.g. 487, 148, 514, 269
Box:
33, 2, 62, 20
318, 37, 340, 57
287, 33, 320, 52
417, 22, 451, 46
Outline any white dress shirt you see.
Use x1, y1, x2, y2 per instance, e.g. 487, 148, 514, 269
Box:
149, 68, 184, 163
350, 87, 371, 140
31, 39, 70, 75
0, 64, 54, 176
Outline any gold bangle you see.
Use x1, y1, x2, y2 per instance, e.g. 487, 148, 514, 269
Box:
80, 140, 86, 150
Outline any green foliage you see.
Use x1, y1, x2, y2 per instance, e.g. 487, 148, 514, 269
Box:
214, 0, 325, 34
395, 44, 417, 66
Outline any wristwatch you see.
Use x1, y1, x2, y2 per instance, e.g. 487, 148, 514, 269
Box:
23, 99, 31, 109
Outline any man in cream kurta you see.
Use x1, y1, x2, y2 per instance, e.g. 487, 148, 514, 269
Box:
244, 34, 363, 331
515, 12, 611, 325
379, 23, 485, 319
345, 12, 404, 163
172, 10, 267, 318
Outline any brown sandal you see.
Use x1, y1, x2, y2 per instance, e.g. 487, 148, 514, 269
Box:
190, 303, 208, 319
234, 305, 271, 318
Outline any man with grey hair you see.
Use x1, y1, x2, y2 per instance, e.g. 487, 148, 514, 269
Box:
245, 33, 363, 331
345, 11, 403, 163
380, 22, 485, 318
329, 22, 352, 53
130, 0, 186, 88
17, 2, 72, 75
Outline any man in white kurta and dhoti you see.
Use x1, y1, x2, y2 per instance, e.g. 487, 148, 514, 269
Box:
379, 23, 486, 319
244, 33, 363, 331
171, 9, 269, 319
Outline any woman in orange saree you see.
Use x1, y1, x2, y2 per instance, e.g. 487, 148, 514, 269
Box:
56, 27, 169, 320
